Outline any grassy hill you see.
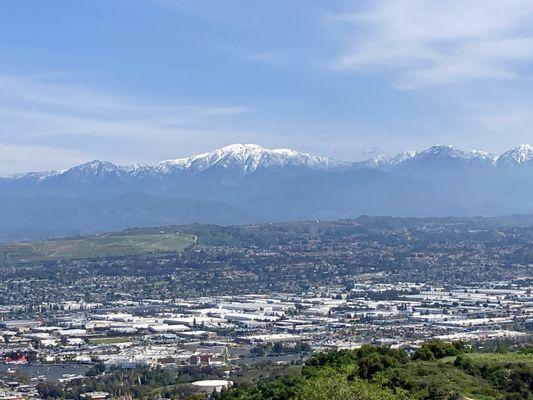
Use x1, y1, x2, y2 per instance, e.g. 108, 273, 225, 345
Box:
0, 230, 196, 265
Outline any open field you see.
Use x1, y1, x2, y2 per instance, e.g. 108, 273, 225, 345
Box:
463, 351, 533, 365
0, 231, 196, 265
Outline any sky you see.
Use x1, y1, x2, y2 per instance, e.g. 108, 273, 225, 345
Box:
2, 0, 533, 174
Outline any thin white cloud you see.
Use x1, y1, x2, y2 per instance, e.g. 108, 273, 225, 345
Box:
0, 143, 88, 176
0, 73, 251, 123
331, 0, 533, 88
474, 102, 533, 138
0, 72, 254, 173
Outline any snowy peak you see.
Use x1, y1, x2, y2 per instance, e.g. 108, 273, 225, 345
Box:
390, 150, 417, 165
4, 143, 533, 182
160, 143, 338, 173
362, 151, 416, 169
363, 154, 391, 168
63, 160, 124, 178
421, 145, 465, 158
366, 146, 496, 170
412, 145, 495, 162
68, 160, 118, 173
497, 144, 533, 166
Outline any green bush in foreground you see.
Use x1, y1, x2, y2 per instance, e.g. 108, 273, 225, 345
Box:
217, 370, 413, 400
292, 370, 412, 400
218, 341, 532, 400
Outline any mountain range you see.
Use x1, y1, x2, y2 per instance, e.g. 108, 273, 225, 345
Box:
2, 143, 533, 242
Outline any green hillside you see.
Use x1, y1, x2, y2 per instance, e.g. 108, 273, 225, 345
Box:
0, 231, 196, 265
216, 342, 533, 400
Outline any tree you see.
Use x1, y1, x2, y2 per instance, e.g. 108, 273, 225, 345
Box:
251, 345, 266, 357
413, 340, 462, 361
272, 342, 284, 355
37, 382, 64, 399
294, 371, 412, 400
86, 363, 106, 377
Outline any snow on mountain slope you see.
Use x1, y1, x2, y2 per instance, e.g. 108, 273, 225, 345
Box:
158, 143, 339, 173
0, 144, 340, 185
364, 150, 417, 169
64, 160, 123, 176
3, 143, 533, 182
390, 150, 418, 165
364, 146, 495, 171
497, 144, 533, 166
402, 145, 496, 164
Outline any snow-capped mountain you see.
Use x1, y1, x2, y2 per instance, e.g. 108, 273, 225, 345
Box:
413, 145, 496, 163
3, 143, 533, 242
362, 146, 497, 171
3, 144, 339, 183
496, 144, 533, 167
390, 150, 418, 166
158, 143, 339, 173
5, 143, 533, 183
385, 145, 495, 168
384, 146, 497, 181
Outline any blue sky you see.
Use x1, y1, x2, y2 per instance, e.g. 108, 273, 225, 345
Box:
2, 0, 533, 174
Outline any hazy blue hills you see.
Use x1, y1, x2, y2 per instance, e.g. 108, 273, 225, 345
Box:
2, 143, 533, 242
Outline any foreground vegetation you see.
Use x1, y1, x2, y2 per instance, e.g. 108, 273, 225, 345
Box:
217, 341, 532, 400
35, 341, 533, 400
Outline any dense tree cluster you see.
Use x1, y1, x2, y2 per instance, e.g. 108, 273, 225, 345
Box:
251, 342, 313, 357
413, 340, 467, 361
215, 342, 532, 400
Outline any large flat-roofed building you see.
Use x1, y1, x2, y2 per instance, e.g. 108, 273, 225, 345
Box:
190, 346, 228, 366
0, 320, 41, 333
191, 380, 232, 394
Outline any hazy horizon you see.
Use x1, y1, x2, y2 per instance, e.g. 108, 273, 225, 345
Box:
4, 141, 533, 176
